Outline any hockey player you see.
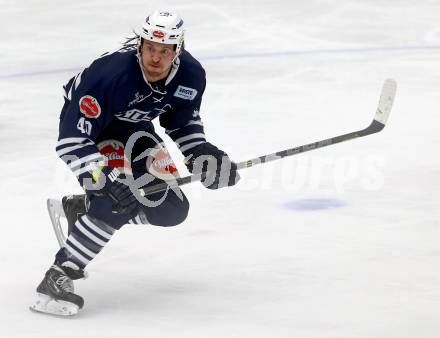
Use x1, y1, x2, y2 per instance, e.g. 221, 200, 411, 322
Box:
31, 10, 240, 316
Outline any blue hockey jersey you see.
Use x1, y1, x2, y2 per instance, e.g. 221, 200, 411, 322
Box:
55, 46, 207, 186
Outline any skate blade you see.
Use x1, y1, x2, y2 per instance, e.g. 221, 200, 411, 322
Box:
29, 293, 79, 317
47, 198, 67, 248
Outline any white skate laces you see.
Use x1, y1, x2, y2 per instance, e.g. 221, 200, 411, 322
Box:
55, 275, 74, 293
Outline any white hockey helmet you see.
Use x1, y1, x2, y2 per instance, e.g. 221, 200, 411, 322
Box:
139, 10, 185, 55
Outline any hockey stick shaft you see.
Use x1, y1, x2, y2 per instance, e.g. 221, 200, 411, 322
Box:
141, 79, 396, 197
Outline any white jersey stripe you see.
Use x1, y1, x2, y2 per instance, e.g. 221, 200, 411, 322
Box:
57, 137, 90, 147
66, 153, 104, 171
165, 128, 179, 134
179, 141, 205, 153
82, 215, 113, 240
68, 236, 97, 259
75, 221, 107, 247
175, 133, 206, 146
65, 243, 91, 265
165, 120, 204, 135
186, 120, 204, 127
73, 162, 101, 177
74, 71, 83, 90
56, 141, 95, 157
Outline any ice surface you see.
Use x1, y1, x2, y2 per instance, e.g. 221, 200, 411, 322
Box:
1, 1, 439, 337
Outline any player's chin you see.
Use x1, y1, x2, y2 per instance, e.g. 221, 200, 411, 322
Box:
147, 66, 164, 75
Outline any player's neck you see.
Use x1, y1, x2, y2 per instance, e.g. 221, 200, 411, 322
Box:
146, 73, 166, 83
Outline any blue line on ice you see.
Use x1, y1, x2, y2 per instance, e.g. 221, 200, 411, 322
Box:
1, 44, 440, 80
200, 44, 440, 60
283, 198, 347, 212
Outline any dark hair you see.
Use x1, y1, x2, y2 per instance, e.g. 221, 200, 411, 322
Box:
122, 30, 140, 48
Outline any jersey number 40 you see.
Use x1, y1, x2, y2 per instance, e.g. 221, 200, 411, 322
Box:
77, 117, 92, 136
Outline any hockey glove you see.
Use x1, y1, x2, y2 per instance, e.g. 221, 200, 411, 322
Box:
85, 166, 139, 215
184, 142, 240, 189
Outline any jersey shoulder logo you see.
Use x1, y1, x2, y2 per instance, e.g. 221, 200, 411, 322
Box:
79, 95, 101, 118
173, 85, 198, 100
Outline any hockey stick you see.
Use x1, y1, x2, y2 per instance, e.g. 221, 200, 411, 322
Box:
140, 79, 396, 197
47, 79, 396, 246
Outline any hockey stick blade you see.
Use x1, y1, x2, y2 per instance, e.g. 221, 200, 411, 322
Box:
140, 79, 397, 197
361, 78, 396, 134
373, 78, 396, 126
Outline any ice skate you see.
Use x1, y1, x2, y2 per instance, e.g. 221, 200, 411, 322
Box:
47, 195, 87, 247
30, 262, 86, 316
62, 194, 87, 235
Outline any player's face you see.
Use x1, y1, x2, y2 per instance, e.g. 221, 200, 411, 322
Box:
140, 41, 176, 82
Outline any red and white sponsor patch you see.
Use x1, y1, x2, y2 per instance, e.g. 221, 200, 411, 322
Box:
153, 30, 165, 38
97, 140, 178, 179
147, 147, 179, 180
97, 140, 131, 171
79, 95, 101, 118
